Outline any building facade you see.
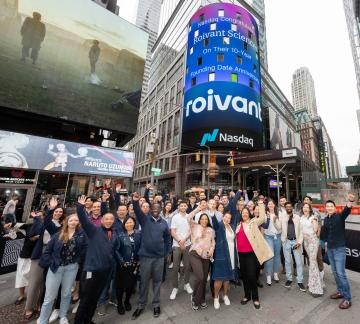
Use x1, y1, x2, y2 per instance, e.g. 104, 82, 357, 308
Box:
135, 0, 162, 98
291, 67, 318, 119
343, 0, 360, 104
129, 0, 298, 195
295, 109, 320, 170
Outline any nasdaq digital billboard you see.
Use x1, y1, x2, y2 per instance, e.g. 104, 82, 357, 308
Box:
0, 0, 148, 135
182, 3, 262, 151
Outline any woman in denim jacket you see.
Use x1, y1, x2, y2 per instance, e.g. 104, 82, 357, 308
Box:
114, 216, 141, 315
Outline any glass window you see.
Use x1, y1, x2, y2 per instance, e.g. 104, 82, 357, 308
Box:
210, 23, 216, 30
236, 56, 243, 64
208, 72, 215, 81
190, 47, 193, 55
218, 9, 224, 17
252, 23, 255, 30
248, 31, 252, 39
188, 23, 192, 32
199, 13, 204, 22
236, 12, 242, 20
197, 57, 203, 66
223, 37, 230, 44
244, 42, 248, 50
231, 74, 238, 82
253, 65, 257, 73
249, 79, 254, 88
204, 38, 210, 46
231, 23, 237, 31
217, 53, 224, 62
194, 29, 199, 37
186, 66, 189, 74
191, 77, 196, 87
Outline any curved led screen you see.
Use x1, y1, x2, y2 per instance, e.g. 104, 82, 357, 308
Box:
182, 3, 262, 150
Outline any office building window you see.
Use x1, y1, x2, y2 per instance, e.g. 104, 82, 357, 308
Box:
249, 79, 254, 88
253, 65, 257, 73
186, 66, 188, 74
190, 47, 193, 54
231, 23, 237, 31
223, 37, 230, 44
248, 31, 252, 39
191, 77, 196, 86
236, 12, 242, 20
199, 13, 204, 22
217, 53, 224, 62
243, 42, 248, 50
210, 23, 216, 30
194, 29, 199, 37
208, 72, 215, 81
204, 38, 210, 46
188, 23, 191, 32
218, 9, 224, 17
231, 74, 238, 82
197, 57, 203, 66
236, 56, 243, 64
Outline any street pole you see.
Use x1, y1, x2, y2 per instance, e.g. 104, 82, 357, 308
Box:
276, 164, 280, 206
208, 145, 210, 200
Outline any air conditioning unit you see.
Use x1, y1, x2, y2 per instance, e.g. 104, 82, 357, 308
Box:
145, 143, 154, 154
150, 132, 156, 144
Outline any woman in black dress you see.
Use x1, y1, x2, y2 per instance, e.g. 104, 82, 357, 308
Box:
114, 216, 141, 315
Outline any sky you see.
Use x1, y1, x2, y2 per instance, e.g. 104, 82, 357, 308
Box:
117, 0, 360, 167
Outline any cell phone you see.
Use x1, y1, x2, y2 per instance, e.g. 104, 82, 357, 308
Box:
292, 245, 298, 250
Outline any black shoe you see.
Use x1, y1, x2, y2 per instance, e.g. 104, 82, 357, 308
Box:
117, 303, 125, 315
285, 280, 292, 288
257, 280, 264, 288
298, 283, 306, 292
241, 298, 250, 305
15, 297, 25, 305
154, 307, 160, 317
71, 297, 80, 304
236, 279, 242, 286
124, 300, 132, 311
132, 308, 142, 320
253, 301, 260, 309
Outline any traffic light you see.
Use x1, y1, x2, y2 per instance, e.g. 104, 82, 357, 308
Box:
195, 154, 201, 162
149, 153, 154, 163
230, 158, 234, 167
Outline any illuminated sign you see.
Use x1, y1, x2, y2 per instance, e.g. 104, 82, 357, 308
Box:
182, 3, 262, 151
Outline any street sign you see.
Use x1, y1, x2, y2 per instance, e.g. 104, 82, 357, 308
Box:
151, 168, 162, 172
154, 171, 161, 176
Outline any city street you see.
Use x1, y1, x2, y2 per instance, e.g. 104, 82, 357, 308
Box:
0, 261, 359, 324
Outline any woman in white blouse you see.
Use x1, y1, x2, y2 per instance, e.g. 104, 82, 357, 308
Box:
300, 203, 323, 297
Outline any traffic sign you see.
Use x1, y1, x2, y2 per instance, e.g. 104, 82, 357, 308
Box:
151, 168, 162, 172
154, 171, 161, 176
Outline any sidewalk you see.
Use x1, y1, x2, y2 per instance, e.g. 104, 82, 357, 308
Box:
0, 262, 359, 324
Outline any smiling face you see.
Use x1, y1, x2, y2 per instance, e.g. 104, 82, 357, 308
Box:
141, 202, 150, 214
85, 198, 93, 209
267, 200, 275, 211
92, 202, 101, 217
302, 203, 311, 215
165, 202, 172, 212
221, 195, 229, 205
116, 205, 127, 219
222, 213, 231, 225
325, 201, 336, 215
151, 203, 161, 218
124, 217, 135, 232
199, 193, 206, 200
178, 202, 187, 213
199, 214, 209, 227
241, 208, 250, 222
67, 215, 79, 229
101, 213, 115, 229
199, 200, 207, 211
285, 203, 293, 214
53, 207, 63, 220
216, 203, 224, 214
254, 206, 260, 217
247, 201, 254, 211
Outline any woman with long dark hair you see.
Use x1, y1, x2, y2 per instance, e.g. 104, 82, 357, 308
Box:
186, 213, 215, 311
300, 203, 323, 297
114, 216, 141, 315
236, 204, 273, 309
38, 214, 87, 324
263, 199, 282, 286
160, 201, 174, 277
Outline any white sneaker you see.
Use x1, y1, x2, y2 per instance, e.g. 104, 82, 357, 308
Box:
207, 274, 210, 281
184, 283, 193, 294
59, 318, 69, 324
168, 262, 174, 269
180, 261, 184, 267
49, 309, 59, 323
223, 295, 231, 306
266, 275, 272, 286
170, 288, 178, 300
214, 298, 220, 309
72, 299, 80, 314
273, 273, 279, 282
178, 272, 180, 281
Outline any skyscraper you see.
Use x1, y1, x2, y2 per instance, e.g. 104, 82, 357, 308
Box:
135, 0, 162, 98
343, 0, 360, 103
92, 0, 119, 14
291, 67, 318, 119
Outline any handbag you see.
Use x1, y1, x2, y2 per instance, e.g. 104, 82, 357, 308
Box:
322, 252, 330, 265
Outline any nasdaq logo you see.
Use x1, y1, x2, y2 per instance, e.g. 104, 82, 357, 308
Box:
200, 129, 219, 146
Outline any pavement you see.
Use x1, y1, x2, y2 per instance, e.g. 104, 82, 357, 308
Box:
0, 261, 359, 324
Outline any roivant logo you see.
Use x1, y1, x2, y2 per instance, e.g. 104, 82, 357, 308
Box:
200, 129, 254, 147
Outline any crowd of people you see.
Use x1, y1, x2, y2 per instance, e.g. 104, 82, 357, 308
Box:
1, 182, 355, 324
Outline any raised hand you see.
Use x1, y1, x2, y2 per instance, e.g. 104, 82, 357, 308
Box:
49, 197, 58, 210
102, 193, 110, 201
347, 193, 355, 202
116, 184, 122, 193
78, 195, 87, 205
146, 183, 151, 189
132, 192, 140, 202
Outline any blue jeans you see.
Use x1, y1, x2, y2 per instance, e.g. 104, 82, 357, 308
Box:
282, 239, 303, 283
97, 263, 117, 306
264, 233, 282, 275
327, 246, 352, 302
4, 213, 16, 225
39, 263, 78, 323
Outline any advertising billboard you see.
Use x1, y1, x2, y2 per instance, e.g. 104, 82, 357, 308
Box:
182, 3, 262, 151
0, 130, 134, 177
0, 0, 148, 135
269, 108, 301, 150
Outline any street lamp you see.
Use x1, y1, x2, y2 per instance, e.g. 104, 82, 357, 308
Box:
198, 143, 211, 200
